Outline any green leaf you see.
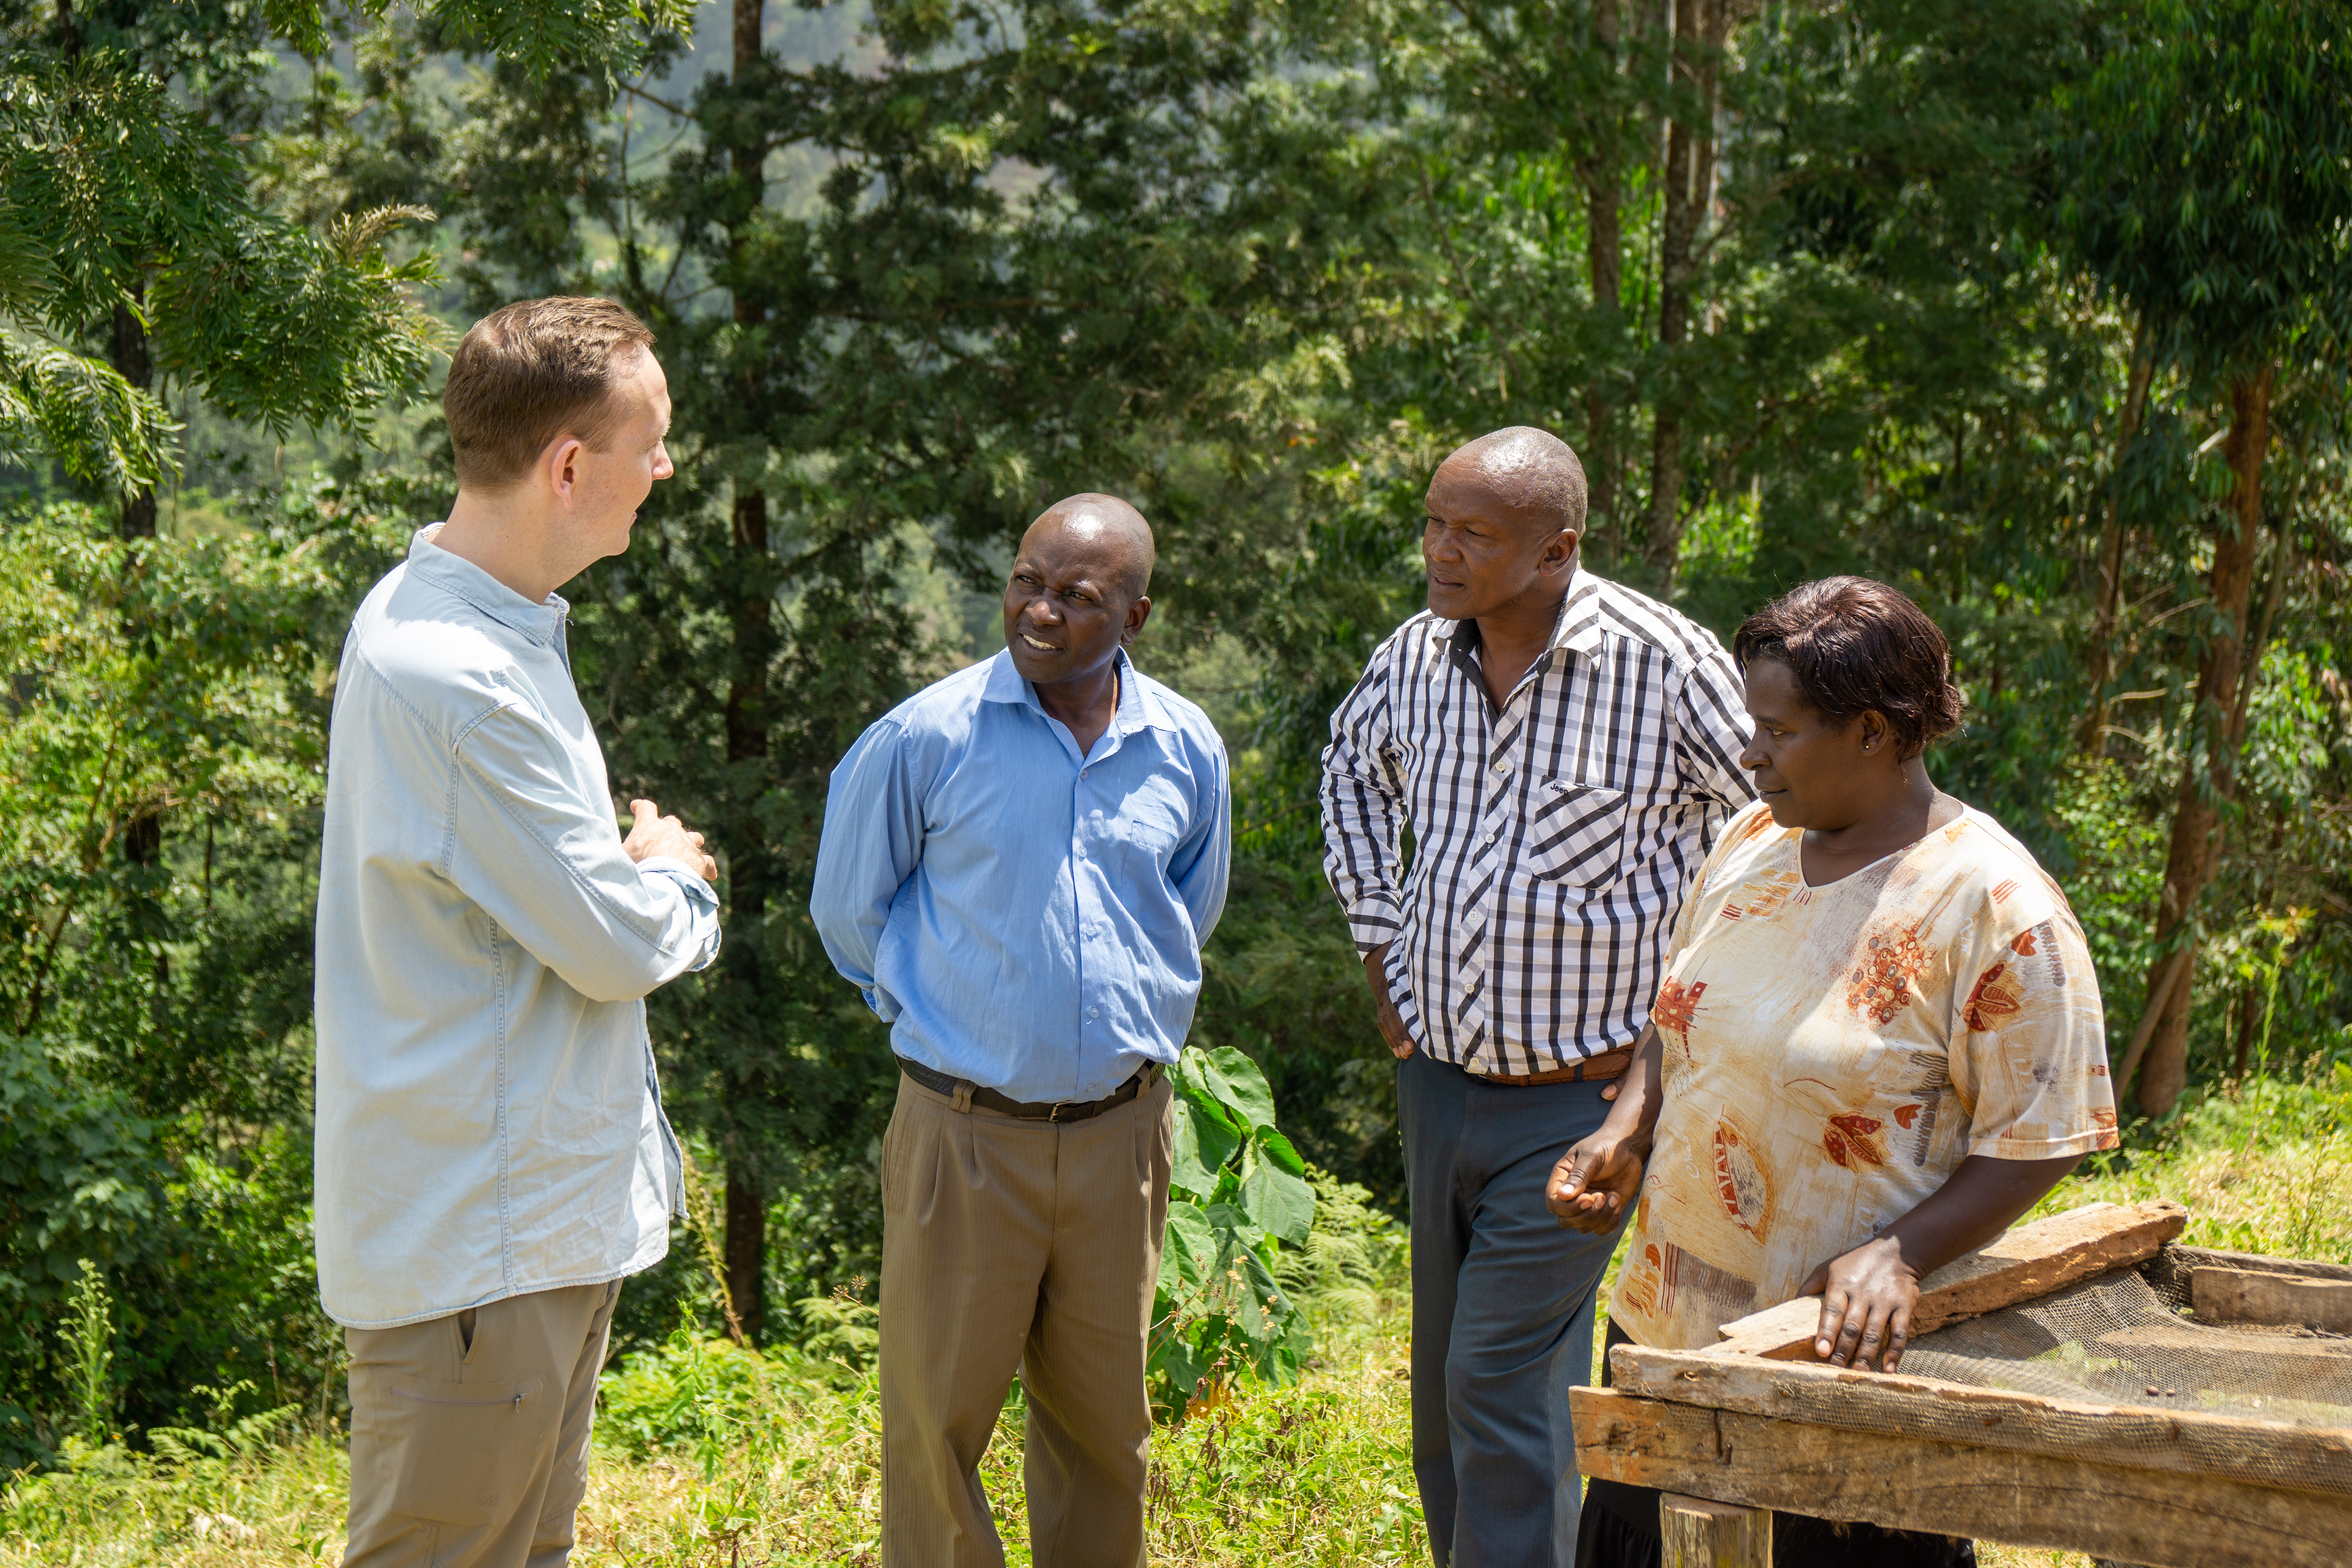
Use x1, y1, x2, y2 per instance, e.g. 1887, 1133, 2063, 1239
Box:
1170, 1097, 1241, 1200
1158, 1199, 1215, 1293
1239, 1156, 1315, 1247
1200, 1200, 1265, 1251
1254, 1127, 1307, 1177
1199, 1046, 1279, 1131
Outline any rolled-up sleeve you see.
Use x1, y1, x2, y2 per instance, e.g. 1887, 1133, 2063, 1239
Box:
445, 704, 720, 1004
811, 717, 922, 1017
1319, 639, 1407, 953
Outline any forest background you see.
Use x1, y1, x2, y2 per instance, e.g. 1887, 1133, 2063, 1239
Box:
2, 0, 2350, 1469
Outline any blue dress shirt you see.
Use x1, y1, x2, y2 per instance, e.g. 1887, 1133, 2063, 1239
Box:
811, 647, 1231, 1103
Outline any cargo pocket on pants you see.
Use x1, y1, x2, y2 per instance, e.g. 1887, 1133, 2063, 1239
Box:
383, 1377, 547, 1525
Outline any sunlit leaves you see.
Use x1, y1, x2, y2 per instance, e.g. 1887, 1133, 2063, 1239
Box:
1155, 1045, 1316, 1417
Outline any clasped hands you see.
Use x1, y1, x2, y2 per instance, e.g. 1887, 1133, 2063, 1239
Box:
623, 798, 718, 883
1545, 1134, 1920, 1373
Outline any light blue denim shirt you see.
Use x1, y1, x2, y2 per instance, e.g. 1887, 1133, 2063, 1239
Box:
811, 648, 1230, 1103
314, 526, 720, 1330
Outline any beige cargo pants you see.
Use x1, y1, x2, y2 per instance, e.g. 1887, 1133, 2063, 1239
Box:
880, 1071, 1174, 1568
342, 1279, 620, 1568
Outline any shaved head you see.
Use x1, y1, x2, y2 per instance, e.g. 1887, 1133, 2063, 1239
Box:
1024, 492, 1157, 601
1435, 427, 1588, 536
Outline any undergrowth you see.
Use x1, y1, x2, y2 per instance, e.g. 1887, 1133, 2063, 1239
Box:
4, 1082, 2344, 1567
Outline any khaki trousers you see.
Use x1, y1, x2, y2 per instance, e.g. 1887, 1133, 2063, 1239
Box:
880, 1071, 1174, 1568
343, 1279, 620, 1568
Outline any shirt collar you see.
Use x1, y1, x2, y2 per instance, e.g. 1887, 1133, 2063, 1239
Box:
404, 524, 570, 646
980, 645, 1176, 735
1429, 568, 1605, 664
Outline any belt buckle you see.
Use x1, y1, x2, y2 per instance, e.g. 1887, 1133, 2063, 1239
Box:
1047, 1099, 1078, 1122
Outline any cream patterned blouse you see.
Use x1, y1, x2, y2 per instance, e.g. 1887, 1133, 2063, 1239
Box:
1608, 799, 2122, 1351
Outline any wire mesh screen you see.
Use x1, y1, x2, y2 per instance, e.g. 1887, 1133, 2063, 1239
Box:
1901, 1268, 2352, 1431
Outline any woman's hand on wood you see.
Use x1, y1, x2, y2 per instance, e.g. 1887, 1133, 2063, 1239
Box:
1547, 1128, 1645, 1233
1800, 1236, 1920, 1371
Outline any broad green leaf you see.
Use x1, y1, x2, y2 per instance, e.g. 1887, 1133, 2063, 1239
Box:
1239, 1156, 1314, 1247
1200, 1200, 1265, 1252
1254, 1127, 1307, 1178
1158, 1200, 1215, 1293
1199, 1046, 1279, 1131
1170, 1098, 1240, 1200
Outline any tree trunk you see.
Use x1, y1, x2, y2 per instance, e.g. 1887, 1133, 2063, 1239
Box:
1580, 0, 1623, 540
2134, 363, 2272, 1117
2079, 318, 2157, 753
113, 296, 156, 539
724, 1165, 768, 1344
718, 0, 774, 1343
1644, 0, 1710, 595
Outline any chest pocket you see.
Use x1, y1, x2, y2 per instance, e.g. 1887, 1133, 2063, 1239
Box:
1523, 780, 1631, 890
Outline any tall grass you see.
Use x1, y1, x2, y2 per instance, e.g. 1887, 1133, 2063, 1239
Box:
4, 1081, 2344, 1568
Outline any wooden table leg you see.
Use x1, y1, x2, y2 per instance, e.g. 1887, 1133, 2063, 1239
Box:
1661, 1492, 1771, 1567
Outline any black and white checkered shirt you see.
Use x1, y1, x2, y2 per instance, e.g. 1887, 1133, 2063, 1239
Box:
1320, 570, 1757, 1076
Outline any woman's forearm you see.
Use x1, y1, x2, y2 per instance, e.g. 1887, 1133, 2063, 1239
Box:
1598, 1024, 1666, 1146
1875, 1152, 2082, 1279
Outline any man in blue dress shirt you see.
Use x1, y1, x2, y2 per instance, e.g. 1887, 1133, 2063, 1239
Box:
812, 494, 1230, 1568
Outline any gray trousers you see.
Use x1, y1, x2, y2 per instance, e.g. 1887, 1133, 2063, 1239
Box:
1398, 1050, 1624, 1568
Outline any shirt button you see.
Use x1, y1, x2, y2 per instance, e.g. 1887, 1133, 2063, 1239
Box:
1088, 1007, 1101, 1020
1080, 769, 1089, 779
1492, 759, 1511, 775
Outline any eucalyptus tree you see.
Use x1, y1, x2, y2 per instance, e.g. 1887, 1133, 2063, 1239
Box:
2060, 0, 2352, 1115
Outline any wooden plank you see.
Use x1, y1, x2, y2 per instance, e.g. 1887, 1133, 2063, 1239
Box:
2091, 1324, 2352, 1401
2194, 1266, 2352, 1334
1606, 1343, 2352, 1498
2152, 1245, 2352, 1295
1661, 1492, 1771, 1567
1572, 1385, 2352, 1568
1710, 1199, 2189, 1359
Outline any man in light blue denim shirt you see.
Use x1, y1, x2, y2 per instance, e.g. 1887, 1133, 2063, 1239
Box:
813, 495, 1229, 1568
317, 298, 720, 1568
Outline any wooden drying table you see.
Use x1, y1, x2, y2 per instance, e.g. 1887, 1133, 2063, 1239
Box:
1572, 1200, 2352, 1567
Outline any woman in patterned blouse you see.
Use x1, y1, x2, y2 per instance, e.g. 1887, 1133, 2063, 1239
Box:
1550, 577, 2121, 1568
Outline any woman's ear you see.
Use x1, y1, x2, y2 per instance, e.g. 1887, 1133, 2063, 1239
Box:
1858, 710, 1891, 757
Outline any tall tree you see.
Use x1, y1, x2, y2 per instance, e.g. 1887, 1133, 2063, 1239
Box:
2060, 0, 2352, 1114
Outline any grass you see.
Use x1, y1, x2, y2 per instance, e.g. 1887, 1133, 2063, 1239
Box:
5, 1070, 2345, 1566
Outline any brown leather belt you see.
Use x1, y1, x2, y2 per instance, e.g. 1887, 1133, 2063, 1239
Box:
1473, 1047, 1635, 1087
896, 1055, 1161, 1122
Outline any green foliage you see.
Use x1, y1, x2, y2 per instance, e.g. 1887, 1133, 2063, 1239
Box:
0, 54, 443, 485
60, 1263, 113, 1449
2059, 0, 2352, 375
1154, 1048, 1317, 1418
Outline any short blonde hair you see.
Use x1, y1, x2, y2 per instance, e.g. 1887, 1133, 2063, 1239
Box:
443, 297, 656, 491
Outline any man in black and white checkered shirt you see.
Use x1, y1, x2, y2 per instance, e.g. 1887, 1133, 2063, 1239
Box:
1319, 427, 1753, 1567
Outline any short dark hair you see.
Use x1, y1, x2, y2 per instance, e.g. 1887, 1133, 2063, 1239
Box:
1732, 577, 1965, 758
443, 297, 656, 491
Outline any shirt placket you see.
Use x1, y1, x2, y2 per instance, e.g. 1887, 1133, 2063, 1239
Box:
1071, 720, 1128, 1096
1456, 651, 1554, 1073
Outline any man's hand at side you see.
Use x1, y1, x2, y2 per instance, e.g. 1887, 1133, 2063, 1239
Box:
624, 799, 717, 882
1362, 941, 1414, 1059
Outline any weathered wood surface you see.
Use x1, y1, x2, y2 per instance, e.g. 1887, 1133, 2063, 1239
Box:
2194, 1266, 2352, 1334
1606, 1343, 2352, 1497
1660, 1492, 1771, 1567
2149, 1245, 2352, 1299
1572, 1385, 2352, 1568
1710, 1199, 2189, 1360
